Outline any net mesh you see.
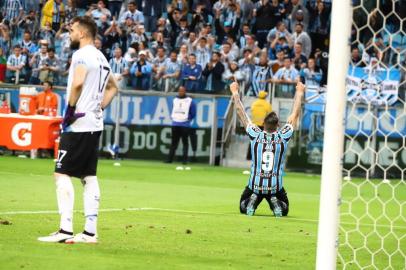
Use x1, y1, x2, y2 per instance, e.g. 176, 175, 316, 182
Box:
338, 0, 405, 269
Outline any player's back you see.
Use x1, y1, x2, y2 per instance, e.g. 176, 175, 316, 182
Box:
66, 45, 111, 132
246, 124, 294, 194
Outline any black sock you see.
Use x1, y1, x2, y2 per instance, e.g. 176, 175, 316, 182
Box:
59, 229, 73, 235
83, 230, 95, 237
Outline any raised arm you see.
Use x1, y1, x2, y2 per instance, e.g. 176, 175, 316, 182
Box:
229, 81, 251, 129
286, 81, 306, 128
102, 73, 119, 109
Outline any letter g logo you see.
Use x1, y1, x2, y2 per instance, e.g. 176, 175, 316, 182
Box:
11, 122, 32, 147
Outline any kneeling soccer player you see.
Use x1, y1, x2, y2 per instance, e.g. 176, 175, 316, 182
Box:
229, 80, 305, 217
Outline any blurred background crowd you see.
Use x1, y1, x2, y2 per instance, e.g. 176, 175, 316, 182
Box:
0, 0, 404, 95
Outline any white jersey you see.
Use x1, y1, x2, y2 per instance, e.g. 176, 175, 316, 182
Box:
66, 45, 111, 132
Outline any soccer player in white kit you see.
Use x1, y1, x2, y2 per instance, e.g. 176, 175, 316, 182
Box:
38, 16, 118, 243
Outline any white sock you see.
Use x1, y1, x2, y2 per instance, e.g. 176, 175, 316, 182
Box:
55, 174, 74, 233
82, 176, 100, 235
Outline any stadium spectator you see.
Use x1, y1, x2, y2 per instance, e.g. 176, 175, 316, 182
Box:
74, 0, 92, 16
64, 0, 77, 23
177, 44, 189, 66
140, 40, 155, 61
292, 42, 307, 70
246, 90, 272, 159
193, 36, 211, 69
150, 31, 170, 54
289, 0, 309, 32
37, 22, 56, 46
141, 0, 163, 33
222, 2, 240, 28
291, 22, 311, 58
119, 1, 144, 26
129, 24, 148, 47
87, 1, 111, 26
167, 7, 198, 49
165, 85, 196, 164
130, 50, 152, 90
0, 23, 10, 55
109, 47, 129, 89
306, 0, 330, 52
20, 31, 38, 57
0, 48, 6, 82
171, 0, 189, 17
29, 43, 48, 85
59, 56, 71, 86
36, 81, 58, 116
41, 0, 65, 32
107, 0, 123, 18
2, 0, 24, 22
214, 6, 240, 45
272, 56, 300, 98
252, 0, 274, 48
181, 53, 202, 92
161, 50, 181, 91
103, 17, 122, 59
269, 0, 287, 28
220, 42, 237, 64
300, 57, 323, 87
6, 45, 26, 84
151, 46, 168, 90
239, 0, 255, 24
240, 34, 260, 57
350, 46, 365, 67
238, 48, 255, 86
18, 10, 38, 36
270, 49, 285, 74
223, 60, 244, 86
273, 56, 300, 84
226, 35, 240, 60
123, 46, 137, 67
239, 23, 252, 48
55, 23, 71, 64
39, 47, 60, 84
267, 21, 292, 48
185, 32, 198, 53
251, 53, 272, 96
270, 32, 293, 60
313, 48, 329, 85
202, 51, 225, 93
155, 17, 170, 38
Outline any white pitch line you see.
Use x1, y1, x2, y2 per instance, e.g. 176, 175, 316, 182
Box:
0, 207, 405, 230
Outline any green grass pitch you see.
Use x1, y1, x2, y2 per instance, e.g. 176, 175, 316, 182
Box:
0, 156, 404, 270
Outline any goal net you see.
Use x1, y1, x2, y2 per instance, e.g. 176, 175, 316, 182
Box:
337, 0, 405, 269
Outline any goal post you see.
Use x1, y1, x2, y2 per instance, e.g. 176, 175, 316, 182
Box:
316, 0, 353, 269
316, 0, 406, 269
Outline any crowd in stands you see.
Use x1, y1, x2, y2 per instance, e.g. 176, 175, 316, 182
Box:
0, 0, 404, 96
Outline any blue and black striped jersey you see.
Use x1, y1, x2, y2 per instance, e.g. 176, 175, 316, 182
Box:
246, 123, 294, 195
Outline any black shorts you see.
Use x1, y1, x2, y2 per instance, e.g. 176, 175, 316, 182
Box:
55, 131, 102, 178
239, 186, 289, 216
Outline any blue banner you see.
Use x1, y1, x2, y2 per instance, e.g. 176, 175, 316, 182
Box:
0, 87, 230, 129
